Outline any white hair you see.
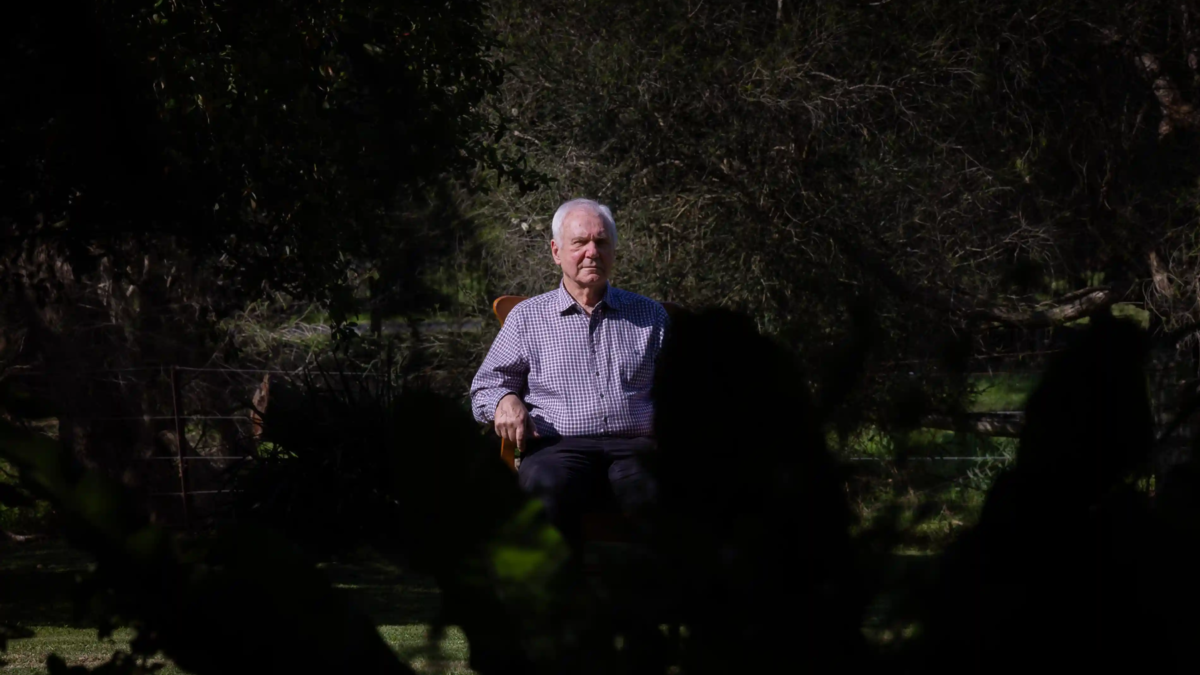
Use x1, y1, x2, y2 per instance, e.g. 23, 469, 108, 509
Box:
551, 198, 617, 246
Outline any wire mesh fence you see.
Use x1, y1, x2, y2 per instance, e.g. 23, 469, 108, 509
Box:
5, 343, 1197, 531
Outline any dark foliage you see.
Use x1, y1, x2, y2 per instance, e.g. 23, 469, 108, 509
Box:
645, 307, 870, 672
0, 421, 413, 674
5, 307, 1200, 673
0, 0, 543, 484
897, 315, 1200, 673
1, 0, 528, 313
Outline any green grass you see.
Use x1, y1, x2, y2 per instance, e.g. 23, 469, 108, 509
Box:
2, 627, 169, 674
846, 466, 996, 554
969, 372, 1037, 412
0, 541, 472, 674
1, 626, 472, 674
3, 539, 934, 672
835, 383, 1023, 554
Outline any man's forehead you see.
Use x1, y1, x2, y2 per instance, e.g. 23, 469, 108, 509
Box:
562, 211, 608, 236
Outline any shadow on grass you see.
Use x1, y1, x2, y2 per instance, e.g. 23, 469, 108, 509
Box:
316, 548, 443, 626
0, 540, 90, 626
1, 539, 443, 629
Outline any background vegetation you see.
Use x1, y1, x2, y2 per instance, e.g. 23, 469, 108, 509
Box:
6, 0, 1200, 672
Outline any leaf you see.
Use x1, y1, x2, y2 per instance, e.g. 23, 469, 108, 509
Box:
491, 544, 548, 579
488, 500, 568, 585
0, 482, 36, 508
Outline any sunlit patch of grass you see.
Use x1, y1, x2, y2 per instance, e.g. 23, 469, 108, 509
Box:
2, 625, 473, 674
840, 422, 1013, 554
969, 373, 1037, 412
0, 626, 164, 675
848, 476, 992, 554
1, 541, 473, 674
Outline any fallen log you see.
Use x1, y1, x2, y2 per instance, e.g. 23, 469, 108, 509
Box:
2, 529, 46, 543
921, 411, 1025, 438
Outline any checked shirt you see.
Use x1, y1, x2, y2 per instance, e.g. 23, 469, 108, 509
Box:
470, 282, 669, 438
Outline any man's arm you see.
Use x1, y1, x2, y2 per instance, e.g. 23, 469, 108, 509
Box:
650, 301, 670, 364
656, 303, 671, 352
469, 309, 529, 424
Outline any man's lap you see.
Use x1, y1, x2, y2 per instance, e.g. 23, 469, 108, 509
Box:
518, 435, 655, 471
517, 435, 656, 512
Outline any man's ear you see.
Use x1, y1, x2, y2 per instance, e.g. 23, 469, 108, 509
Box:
550, 238, 561, 266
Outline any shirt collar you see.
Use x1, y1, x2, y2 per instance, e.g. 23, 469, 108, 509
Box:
555, 281, 621, 314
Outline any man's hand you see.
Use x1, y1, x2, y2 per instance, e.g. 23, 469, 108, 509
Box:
495, 393, 538, 452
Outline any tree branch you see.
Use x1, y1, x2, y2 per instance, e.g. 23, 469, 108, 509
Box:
834, 232, 1122, 328
964, 287, 1120, 328
1134, 52, 1200, 137
2, 530, 46, 543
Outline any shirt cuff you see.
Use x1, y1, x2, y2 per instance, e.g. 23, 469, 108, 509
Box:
475, 389, 518, 424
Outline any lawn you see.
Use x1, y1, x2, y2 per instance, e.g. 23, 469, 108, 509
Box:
0, 541, 472, 674
4, 374, 1034, 673
2, 625, 472, 674
969, 372, 1038, 412
833, 371, 1032, 554
3, 537, 936, 674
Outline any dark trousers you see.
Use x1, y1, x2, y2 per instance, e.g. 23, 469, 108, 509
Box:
517, 436, 657, 547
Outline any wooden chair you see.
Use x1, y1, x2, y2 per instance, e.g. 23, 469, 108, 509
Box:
491, 295, 528, 471
489, 295, 681, 548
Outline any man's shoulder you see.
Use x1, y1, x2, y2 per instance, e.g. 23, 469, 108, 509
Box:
612, 287, 668, 321
506, 289, 561, 321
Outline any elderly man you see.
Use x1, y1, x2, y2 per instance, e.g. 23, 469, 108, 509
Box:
470, 198, 669, 545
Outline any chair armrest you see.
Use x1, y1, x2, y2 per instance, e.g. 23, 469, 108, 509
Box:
483, 422, 518, 472
500, 438, 517, 472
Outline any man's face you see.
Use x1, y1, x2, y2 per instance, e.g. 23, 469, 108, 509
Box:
552, 208, 615, 290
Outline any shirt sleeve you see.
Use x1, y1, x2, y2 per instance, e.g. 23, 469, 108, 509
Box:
470, 306, 529, 424
652, 303, 670, 358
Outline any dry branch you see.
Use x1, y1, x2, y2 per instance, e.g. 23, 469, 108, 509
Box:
965, 287, 1120, 329
837, 233, 1121, 328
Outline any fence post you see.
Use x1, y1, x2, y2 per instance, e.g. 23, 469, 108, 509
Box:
170, 365, 190, 531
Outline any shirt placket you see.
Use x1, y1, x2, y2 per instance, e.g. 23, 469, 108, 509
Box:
587, 306, 608, 435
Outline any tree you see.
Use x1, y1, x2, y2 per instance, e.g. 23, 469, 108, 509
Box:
0, 0, 538, 475
477, 0, 1200, 423
2, 0, 529, 319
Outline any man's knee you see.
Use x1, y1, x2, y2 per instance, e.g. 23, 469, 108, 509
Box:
611, 469, 656, 514
517, 449, 591, 514
516, 453, 562, 496
607, 441, 658, 514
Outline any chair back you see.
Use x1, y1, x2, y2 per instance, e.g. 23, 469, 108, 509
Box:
492, 295, 527, 327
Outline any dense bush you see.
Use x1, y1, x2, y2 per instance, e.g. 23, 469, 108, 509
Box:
0, 0, 540, 483
473, 0, 1200, 422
